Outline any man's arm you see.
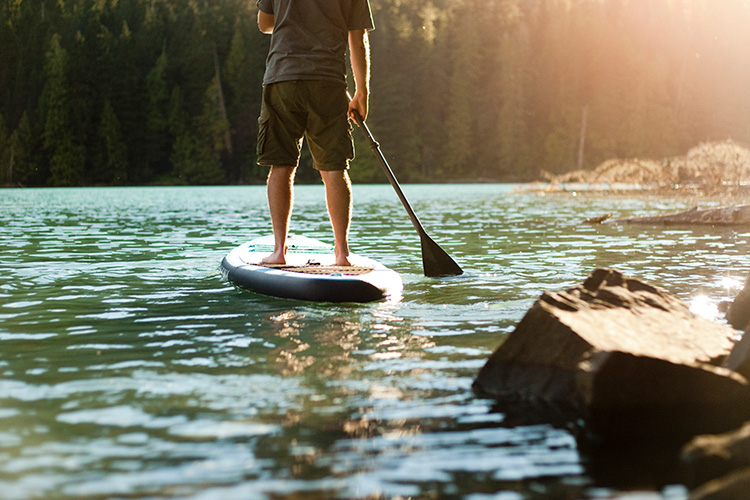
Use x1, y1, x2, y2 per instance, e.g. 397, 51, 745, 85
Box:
348, 29, 370, 122
258, 10, 274, 34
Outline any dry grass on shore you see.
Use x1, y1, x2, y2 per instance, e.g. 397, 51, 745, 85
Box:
526, 140, 750, 198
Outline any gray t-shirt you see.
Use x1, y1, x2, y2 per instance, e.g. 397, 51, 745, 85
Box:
257, 0, 374, 85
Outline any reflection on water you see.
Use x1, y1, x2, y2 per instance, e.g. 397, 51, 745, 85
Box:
0, 185, 747, 499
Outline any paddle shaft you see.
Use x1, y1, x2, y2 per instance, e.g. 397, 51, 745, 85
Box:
350, 108, 463, 277
352, 114, 427, 237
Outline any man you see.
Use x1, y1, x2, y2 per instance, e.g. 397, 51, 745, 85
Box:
256, 0, 374, 267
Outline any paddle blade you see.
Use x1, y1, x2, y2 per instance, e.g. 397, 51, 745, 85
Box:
420, 234, 463, 277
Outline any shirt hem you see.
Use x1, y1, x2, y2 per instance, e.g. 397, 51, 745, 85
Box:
262, 76, 348, 86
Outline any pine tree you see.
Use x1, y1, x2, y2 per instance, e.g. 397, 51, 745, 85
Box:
99, 99, 129, 184
145, 49, 171, 177
493, 5, 531, 179
168, 85, 188, 139
171, 131, 222, 185
40, 34, 85, 187
199, 76, 231, 156
171, 77, 227, 185
225, 20, 267, 183
0, 113, 8, 186
166, 82, 223, 185
8, 113, 34, 186
443, 1, 481, 178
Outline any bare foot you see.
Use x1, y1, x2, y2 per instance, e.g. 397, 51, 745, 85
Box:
261, 249, 287, 265
335, 250, 352, 267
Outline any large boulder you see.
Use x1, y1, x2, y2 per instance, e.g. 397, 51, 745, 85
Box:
473, 269, 749, 441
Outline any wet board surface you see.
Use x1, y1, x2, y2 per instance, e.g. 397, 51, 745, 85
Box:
220, 235, 403, 303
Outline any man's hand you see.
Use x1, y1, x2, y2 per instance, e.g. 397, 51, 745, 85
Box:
348, 92, 368, 125
257, 10, 274, 34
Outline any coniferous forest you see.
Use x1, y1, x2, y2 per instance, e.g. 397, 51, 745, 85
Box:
1, 0, 750, 187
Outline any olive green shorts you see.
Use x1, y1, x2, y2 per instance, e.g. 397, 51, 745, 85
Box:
257, 80, 355, 171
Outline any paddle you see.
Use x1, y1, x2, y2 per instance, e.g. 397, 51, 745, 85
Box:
350, 107, 463, 277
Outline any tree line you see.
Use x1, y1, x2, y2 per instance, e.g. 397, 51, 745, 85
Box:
1, 0, 749, 187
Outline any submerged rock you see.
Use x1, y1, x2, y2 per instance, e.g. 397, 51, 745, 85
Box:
726, 275, 750, 332
687, 467, 750, 500
681, 422, 750, 489
473, 269, 749, 441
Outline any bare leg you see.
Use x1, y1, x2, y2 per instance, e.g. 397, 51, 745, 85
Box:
320, 170, 352, 266
262, 166, 296, 265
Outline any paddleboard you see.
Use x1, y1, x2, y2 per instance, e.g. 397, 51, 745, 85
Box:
221, 235, 403, 303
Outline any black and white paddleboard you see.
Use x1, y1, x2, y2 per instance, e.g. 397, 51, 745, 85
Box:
221, 235, 403, 303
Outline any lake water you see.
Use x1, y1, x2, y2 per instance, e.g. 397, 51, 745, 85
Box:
0, 184, 747, 499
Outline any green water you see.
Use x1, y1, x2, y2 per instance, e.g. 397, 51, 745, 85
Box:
0, 184, 746, 499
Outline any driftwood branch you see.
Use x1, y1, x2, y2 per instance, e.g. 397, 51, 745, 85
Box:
605, 205, 750, 226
